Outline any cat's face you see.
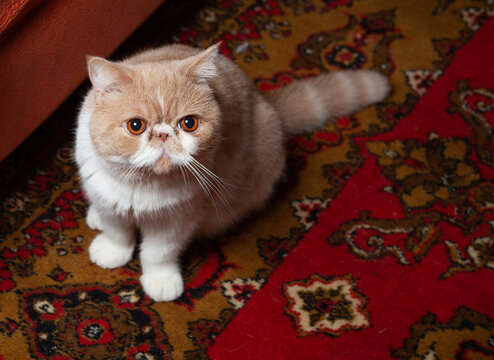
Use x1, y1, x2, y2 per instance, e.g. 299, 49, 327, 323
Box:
86, 46, 221, 176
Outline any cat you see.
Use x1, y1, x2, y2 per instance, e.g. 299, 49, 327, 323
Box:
75, 42, 390, 302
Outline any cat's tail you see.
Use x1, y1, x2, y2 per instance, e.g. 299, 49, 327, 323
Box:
264, 70, 390, 137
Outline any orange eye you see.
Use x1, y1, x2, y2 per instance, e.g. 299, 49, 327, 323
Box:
126, 118, 146, 135
179, 115, 199, 132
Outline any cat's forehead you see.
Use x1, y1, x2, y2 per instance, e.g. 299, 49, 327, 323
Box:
127, 66, 214, 120
134, 61, 189, 88
132, 64, 193, 95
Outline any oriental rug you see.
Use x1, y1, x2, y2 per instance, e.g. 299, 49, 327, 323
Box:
1, 0, 493, 359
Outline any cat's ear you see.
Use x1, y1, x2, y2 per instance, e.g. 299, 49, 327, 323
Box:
86, 56, 131, 94
183, 42, 221, 82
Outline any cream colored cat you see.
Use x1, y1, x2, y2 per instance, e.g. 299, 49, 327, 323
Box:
75, 43, 390, 302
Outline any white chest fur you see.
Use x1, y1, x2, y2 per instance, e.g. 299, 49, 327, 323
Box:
80, 161, 192, 215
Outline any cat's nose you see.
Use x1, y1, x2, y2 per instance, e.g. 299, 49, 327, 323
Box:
160, 133, 168, 142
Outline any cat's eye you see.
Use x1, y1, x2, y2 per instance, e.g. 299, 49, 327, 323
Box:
126, 118, 147, 135
178, 115, 199, 132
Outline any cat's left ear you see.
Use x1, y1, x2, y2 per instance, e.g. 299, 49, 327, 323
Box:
183, 42, 221, 83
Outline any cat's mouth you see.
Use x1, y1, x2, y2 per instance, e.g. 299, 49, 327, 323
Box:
160, 146, 169, 159
153, 155, 173, 174
151, 146, 174, 174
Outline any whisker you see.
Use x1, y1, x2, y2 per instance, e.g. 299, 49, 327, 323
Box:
183, 162, 220, 217
189, 157, 238, 190
188, 160, 234, 215
188, 160, 234, 203
178, 165, 189, 190
120, 163, 140, 185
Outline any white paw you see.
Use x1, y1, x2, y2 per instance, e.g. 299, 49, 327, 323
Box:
86, 205, 103, 231
89, 233, 134, 269
140, 269, 184, 302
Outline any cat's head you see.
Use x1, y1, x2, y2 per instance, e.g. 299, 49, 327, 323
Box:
85, 44, 221, 177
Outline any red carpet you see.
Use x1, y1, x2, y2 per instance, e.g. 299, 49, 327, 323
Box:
209, 16, 494, 360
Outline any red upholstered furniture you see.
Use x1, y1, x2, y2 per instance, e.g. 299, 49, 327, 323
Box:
0, 0, 166, 161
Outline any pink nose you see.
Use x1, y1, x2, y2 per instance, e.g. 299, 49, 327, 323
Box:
160, 133, 168, 142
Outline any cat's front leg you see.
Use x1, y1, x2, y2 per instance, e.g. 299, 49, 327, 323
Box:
86, 204, 103, 231
139, 224, 192, 302
87, 206, 136, 269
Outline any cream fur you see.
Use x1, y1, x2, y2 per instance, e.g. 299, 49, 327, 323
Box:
75, 43, 390, 302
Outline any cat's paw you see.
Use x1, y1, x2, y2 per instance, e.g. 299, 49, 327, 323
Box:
86, 205, 103, 231
140, 269, 184, 302
89, 234, 134, 269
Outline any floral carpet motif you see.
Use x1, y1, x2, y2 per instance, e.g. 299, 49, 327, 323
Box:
283, 274, 370, 337
1, 0, 493, 359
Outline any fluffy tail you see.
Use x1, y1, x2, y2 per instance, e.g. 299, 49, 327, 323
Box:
264, 70, 390, 137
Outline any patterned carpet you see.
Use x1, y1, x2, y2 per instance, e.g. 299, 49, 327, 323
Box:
1, 1, 494, 359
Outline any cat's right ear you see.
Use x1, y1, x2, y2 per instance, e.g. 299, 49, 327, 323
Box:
86, 56, 130, 99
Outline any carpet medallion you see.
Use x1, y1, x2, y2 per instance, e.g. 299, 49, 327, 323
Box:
0, 1, 493, 359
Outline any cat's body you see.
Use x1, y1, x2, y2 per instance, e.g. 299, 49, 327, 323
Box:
75, 43, 390, 301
